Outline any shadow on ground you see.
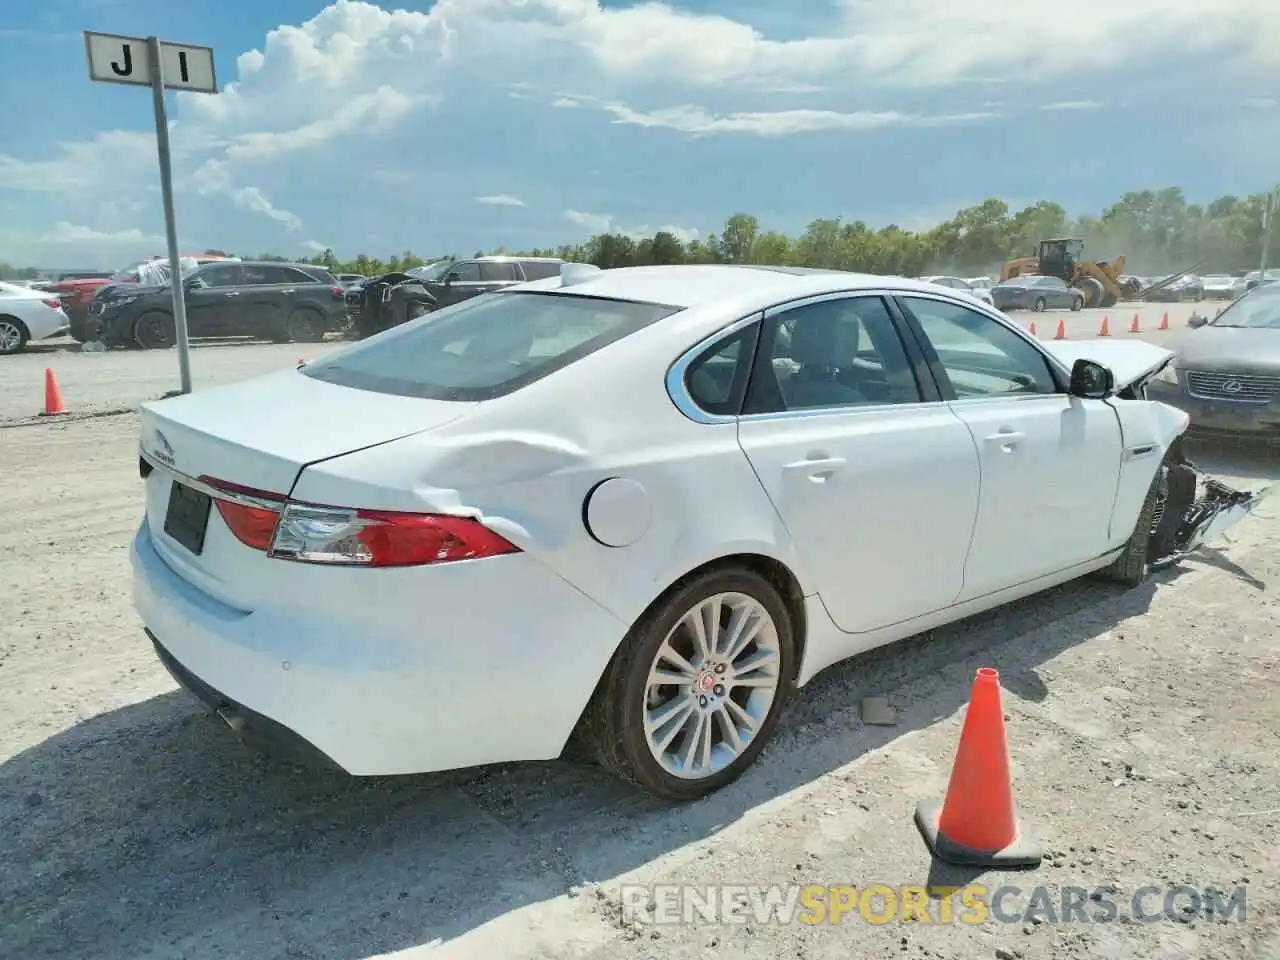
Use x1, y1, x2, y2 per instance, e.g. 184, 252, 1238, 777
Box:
1, 451, 1273, 960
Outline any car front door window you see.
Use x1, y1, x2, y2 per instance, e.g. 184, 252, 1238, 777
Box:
731, 294, 981, 635
898, 297, 1058, 398
448, 262, 482, 282
899, 294, 1122, 595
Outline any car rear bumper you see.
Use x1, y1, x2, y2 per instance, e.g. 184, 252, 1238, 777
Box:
130, 517, 628, 776
1147, 381, 1280, 443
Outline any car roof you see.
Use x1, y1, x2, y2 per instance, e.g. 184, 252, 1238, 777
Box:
511, 263, 983, 311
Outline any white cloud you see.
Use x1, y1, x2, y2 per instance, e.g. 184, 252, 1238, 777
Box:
600, 102, 998, 136
1242, 97, 1277, 109
3, 222, 168, 269
1039, 100, 1106, 111
37, 223, 164, 246
564, 210, 698, 244
474, 194, 526, 206
304, 239, 330, 252
3, 0, 1279, 259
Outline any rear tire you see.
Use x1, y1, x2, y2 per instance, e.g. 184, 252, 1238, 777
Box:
0, 316, 29, 356
1033, 297, 1047, 312
577, 565, 797, 801
1070, 295, 1084, 312
283, 308, 327, 343
1097, 458, 1167, 587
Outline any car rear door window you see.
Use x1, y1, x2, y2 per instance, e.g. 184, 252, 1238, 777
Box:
302, 291, 681, 400
241, 265, 298, 285
899, 297, 1059, 398
744, 295, 923, 413
480, 262, 521, 282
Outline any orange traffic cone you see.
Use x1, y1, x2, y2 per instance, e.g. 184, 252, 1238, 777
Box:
915, 668, 1043, 867
1053, 319, 1067, 340
1158, 312, 1169, 331
1129, 313, 1141, 333
1098, 316, 1111, 337
1028, 320, 1038, 337
40, 368, 67, 416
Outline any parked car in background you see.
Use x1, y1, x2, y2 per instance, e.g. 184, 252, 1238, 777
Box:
0, 280, 70, 355
346, 256, 567, 340
920, 275, 994, 307
130, 263, 1264, 801
1238, 270, 1280, 296
966, 277, 994, 293
1146, 283, 1280, 444
1146, 274, 1204, 303
335, 274, 366, 286
58, 254, 239, 342
991, 275, 1084, 312
97, 260, 346, 349
1201, 275, 1238, 300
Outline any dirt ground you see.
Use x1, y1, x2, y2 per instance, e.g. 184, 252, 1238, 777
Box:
1, 313, 1277, 960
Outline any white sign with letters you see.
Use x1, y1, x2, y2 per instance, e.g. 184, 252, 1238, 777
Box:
84, 31, 218, 95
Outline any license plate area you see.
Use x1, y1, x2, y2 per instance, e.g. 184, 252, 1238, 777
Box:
164, 480, 213, 556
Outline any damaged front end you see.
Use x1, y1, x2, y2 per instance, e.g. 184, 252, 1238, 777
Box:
1146, 439, 1270, 571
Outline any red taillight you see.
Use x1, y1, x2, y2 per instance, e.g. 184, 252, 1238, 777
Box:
331, 286, 344, 298
42, 298, 62, 310
198, 476, 284, 551
195, 476, 518, 566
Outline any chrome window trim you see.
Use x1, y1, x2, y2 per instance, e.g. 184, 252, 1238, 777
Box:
666, 288, 949, 425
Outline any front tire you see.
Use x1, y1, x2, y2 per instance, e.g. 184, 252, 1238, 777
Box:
579, 566, 797, 801
1033, 297, 1047, 312
1098, 458, 1168, 586
133, 311, 176, 349
1071, 295, 1083, 312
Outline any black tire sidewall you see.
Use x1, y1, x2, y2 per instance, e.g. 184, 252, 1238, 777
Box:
133, 312, 175, 349
610, 567, 797, 800
286, 309, 326, 343
1034, 298, 1047, 312
0, 317, 28, 355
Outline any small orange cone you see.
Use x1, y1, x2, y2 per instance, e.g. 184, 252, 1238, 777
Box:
1158, 312, 1169, 331
1028, 320, 1038, 337
1053, 319, 1067, 340
1098, 316, 1111, 336
1129, 313, 1141, 333
40, 368, 67, 416
915, 668, 1042, 867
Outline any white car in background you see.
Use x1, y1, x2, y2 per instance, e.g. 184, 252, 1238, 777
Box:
131, 263, 1266, 801
0, 280, 70, 355
920, 274, 995, 307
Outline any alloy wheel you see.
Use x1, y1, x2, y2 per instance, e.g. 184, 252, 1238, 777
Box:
642, 592, 782, 780
0, 320, 22, 354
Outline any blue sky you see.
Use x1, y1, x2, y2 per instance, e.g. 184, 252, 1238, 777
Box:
1, 0, 1277, 268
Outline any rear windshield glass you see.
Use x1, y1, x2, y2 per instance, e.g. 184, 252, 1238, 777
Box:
302, 291, 682, 400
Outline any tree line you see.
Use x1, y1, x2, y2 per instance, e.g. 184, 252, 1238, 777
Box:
3, 187, 1273, 282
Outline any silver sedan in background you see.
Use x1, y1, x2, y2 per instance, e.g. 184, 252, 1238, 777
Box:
991, 275, 1085, 312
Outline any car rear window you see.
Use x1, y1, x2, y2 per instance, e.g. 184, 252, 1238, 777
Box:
301, 291, 682, 400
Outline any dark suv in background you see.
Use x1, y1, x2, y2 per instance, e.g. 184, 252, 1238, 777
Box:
346, 256, 564, 338
95, 260, 347, 349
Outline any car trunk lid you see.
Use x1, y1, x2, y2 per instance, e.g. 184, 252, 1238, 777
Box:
139, 369, 477, 608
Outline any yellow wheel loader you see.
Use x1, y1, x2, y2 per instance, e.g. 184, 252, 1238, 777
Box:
1000, 238, 1137, 308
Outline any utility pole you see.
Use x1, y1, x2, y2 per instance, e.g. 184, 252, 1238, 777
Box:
1261, 188, 1279, 279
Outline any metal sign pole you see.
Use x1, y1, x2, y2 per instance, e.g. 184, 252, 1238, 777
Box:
1260, 190, 1277, 281
147, 35, 193, 394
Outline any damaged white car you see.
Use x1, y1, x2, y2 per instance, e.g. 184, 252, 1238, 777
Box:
130, 264, 1269, 802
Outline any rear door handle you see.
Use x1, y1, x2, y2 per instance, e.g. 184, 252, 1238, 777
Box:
783, 455, 847, 480
280, 288, 296, 295
224, 291, 240, 297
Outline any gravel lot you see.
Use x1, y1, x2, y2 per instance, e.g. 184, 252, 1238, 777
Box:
2, 297, 1276, 960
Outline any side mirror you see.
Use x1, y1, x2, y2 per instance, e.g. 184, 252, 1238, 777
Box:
1068, 358, 1114, 399
1187, 314, 1209, 329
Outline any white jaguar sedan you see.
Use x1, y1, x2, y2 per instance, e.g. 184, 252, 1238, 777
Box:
131, 263, 1265, 800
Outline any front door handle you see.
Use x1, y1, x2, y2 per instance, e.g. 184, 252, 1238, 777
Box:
985, 429, 1026, 452
224, 291, 240, 297
280, 288, 296, 295
783, 455, 847, 480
